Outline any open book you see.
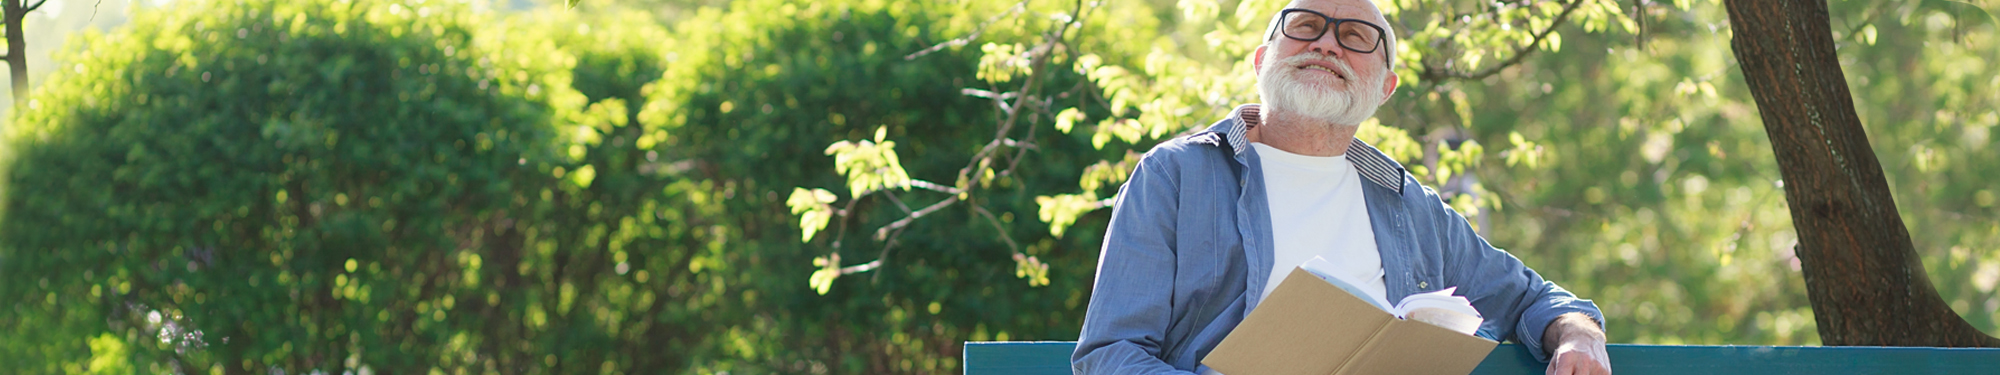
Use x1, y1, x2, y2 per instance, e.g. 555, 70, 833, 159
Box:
1203, 260, 1500, 375
1298, 257, 1484, 336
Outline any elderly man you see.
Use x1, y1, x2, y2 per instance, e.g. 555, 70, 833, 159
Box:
1070, 0, 1612, 374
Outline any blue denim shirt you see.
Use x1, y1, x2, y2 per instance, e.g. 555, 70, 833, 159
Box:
1072, 105, 1603, 374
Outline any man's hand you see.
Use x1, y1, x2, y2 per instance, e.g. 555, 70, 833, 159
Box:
1542, 312, 1611, 375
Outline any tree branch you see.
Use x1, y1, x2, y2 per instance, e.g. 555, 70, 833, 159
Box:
964, 88, 1020, 114
1416, 0, 1588, 82
839, 258, 882, 275
906, 179, 961, 194
873, 195, 960, 241
970, 204, 1021, 254
961, 88, 1020, 100
905, 0, 1032, 60
812, 0, 1105, 290
867, 228, 900, 282
829, 193, 862, 250
956, 32, 1058, 191
24, 0, 49, 13
880, 190, 916, 215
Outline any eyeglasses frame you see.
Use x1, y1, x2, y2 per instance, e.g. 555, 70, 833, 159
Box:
1265, 8, 1391, 65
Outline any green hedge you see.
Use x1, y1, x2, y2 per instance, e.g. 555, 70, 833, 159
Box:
0, 0, 1114, 373
0, 0, 571, 372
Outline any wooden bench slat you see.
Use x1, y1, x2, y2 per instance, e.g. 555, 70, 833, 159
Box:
966, 341, 2000, 375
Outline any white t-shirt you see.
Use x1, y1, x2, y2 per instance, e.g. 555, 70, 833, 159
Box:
1200, 143, 1387, 375
1249, 142, 1386, 307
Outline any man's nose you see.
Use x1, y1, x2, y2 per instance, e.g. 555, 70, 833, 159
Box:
1309, 35, 1344, 58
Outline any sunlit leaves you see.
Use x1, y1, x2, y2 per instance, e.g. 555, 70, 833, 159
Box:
1078, 152, 1142, 192
1504, 131, 1546, 169
569, 164, 597, 188
809, 253, 842, 295
83, 333, 130, 374
1054, 107, 1085, 133
1035, 192, 1104, 238
977, 43, 1031, 84
1450, 194, 1482, 230
787, 188, 839, 243
824, 126, 913, 196
1434, 138, 1483, 185
1356, 118, 1421, 161
1013, 253, 1052, 287
1091, 118, 1145, 149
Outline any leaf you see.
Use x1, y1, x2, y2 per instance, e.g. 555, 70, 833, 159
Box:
1013, 253, 1052, 287
976, 43, 1027, 84
570, 165, 596, 189
1078, 152, 1140, 192
1356, 119, 1422, 161
1505, 131, 1545, 169
808, 253, 842, 295
1035, 192, 1102, 238
1450, 194, 1481, 232
787, 188, 838, 242
1055, 107, 1082, 134
823, 132, 912, 195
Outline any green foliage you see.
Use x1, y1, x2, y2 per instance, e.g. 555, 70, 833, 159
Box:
646, 0, 1124, 371
0, 0, 729, 372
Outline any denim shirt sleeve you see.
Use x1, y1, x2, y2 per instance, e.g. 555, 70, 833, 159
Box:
1072, 147, 1199, 375
1414, 183, 1605, 363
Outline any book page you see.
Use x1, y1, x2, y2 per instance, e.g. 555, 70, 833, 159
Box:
1391, 287, 1483, 335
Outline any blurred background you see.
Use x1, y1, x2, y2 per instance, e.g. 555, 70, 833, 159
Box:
0, 0, 1995, 373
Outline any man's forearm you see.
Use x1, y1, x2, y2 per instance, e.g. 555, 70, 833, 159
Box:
1541, 312, 1605, 354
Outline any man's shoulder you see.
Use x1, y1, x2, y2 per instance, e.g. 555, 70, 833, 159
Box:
1148, 131, 1227, 156
1137, 112, 1244, 167
1134, 131, 1236, 177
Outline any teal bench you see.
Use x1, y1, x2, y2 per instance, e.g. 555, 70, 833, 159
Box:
963, 341, 2000, 374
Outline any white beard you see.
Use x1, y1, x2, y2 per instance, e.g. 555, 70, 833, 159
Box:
1256, 50, 1386, 126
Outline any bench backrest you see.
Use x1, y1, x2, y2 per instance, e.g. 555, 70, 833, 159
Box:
963, 341, 2000, 375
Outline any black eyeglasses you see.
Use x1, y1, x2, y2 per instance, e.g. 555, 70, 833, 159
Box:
1267, 8, 1388, 56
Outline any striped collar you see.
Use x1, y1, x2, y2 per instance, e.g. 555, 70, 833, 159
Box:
1209, 104, 1407, 195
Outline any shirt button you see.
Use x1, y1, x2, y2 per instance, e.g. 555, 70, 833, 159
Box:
1418, 281, 1429, 289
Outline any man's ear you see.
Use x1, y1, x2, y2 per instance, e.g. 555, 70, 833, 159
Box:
1380, 71, 1400, 104
1252, 45, 1267, 72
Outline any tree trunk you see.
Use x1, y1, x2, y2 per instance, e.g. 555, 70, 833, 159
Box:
1721, 0, 2000, 347
4, 0, 29, 108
